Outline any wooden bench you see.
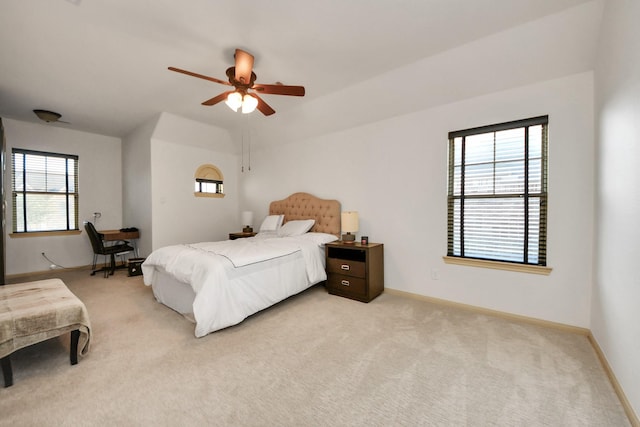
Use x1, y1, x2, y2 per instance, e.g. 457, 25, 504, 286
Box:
0, 279, 91, 387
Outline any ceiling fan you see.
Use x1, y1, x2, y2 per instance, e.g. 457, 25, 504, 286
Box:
169, 49, 305, 116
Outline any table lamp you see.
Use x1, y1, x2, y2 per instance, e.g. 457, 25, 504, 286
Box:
241, 211, 254, 233
341, 211, 359, 243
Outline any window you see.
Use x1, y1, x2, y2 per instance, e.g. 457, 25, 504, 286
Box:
195, 178, 223, 195
447, 116, 548, 266
11, 149, 79, 233
194, 164, 224, 198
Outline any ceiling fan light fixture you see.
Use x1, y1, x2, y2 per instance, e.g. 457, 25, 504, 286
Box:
241, 94, 258, 114
225, 91, 243, 112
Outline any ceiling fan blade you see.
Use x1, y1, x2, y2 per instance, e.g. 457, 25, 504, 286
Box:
202, 91, 233, 106
168, 67, 231, 86
234, 49, 254, 85
252, 83, 305, 97
253, 94, 276, 116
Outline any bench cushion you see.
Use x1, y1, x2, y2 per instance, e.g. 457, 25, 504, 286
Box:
0, 279, 91, 359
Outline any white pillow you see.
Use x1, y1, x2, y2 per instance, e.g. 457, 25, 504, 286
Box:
297, 232, 338, 246
259, 214, 284, 232
278, 219, 315, 237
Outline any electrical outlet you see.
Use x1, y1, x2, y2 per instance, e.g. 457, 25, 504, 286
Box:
431, 268, 439, 280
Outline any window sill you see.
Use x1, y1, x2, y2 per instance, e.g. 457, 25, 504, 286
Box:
194, 192, 225, 198
443, 256, 552, 275
10, 230, 82, 238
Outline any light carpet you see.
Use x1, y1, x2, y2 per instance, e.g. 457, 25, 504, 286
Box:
0, 269, 630, 426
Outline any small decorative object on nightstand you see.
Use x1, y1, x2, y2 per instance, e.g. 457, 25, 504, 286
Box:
229, 231, 257, 240
325, 241, 384, 302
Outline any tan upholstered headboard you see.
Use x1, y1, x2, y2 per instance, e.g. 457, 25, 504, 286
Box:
269, 192, 341, 237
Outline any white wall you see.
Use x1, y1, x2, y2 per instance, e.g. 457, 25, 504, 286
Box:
3, 119, 122, 275
122, 115, 155, 257
242, 71, 595, 328
149, 113, 239, 249
593, 0, 640, 417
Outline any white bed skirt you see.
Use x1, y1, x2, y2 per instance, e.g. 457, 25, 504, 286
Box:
151, 269, 196, 317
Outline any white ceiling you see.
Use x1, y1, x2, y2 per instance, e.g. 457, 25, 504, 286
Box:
0, 0, 601, 145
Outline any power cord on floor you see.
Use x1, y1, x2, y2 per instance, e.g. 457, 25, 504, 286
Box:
41, 252, 70, 270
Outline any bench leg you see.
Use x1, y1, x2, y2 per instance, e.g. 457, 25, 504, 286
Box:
1, 355, 13, 387
0, 330, 79, 388
70, 330, 80, 365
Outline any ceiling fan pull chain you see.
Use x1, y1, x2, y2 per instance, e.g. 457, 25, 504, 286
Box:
241, 121, 245, 173
247, 115, 251, 171
240, 114, 251, 173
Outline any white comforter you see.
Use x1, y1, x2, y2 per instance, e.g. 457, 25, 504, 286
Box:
142, 235, 328, 336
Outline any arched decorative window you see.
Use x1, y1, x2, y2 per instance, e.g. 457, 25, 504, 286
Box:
194, 164, 224, 198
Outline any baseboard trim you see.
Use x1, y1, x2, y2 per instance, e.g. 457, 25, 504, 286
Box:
384, 288, 589, 335
587, 333, 640, 426
384, 288, 638, 426
6, 265, 91, 280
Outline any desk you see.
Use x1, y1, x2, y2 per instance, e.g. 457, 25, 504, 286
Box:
100, 229, 140, 257
100, 229, 139, 241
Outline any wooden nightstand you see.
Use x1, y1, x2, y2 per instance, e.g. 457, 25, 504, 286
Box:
229, 231, 257, 240
325, 241, 384, 302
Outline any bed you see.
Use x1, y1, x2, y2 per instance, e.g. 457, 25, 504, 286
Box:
142, 192, 341, 337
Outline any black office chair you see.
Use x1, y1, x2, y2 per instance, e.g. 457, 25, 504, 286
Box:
84, 222, 134, 278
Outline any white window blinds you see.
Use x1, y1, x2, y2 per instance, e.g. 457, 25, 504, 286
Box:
447, 116, 548, 265
12, 149, 79, 233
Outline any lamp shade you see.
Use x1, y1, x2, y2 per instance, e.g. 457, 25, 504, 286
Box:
341, 211, 359, 233
242, 94, 258, 114
225, 92, 243, 112
241, 211, 254, 226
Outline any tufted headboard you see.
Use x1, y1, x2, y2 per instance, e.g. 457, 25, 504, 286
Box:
269, 192, 341, 237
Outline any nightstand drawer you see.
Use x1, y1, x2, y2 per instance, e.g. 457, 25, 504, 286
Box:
326, 258, 366, 278
327, 274, 367, 296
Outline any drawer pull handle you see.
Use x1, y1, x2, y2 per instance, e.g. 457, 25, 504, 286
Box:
341, 280, 350, 286
341, 264, 350, 271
